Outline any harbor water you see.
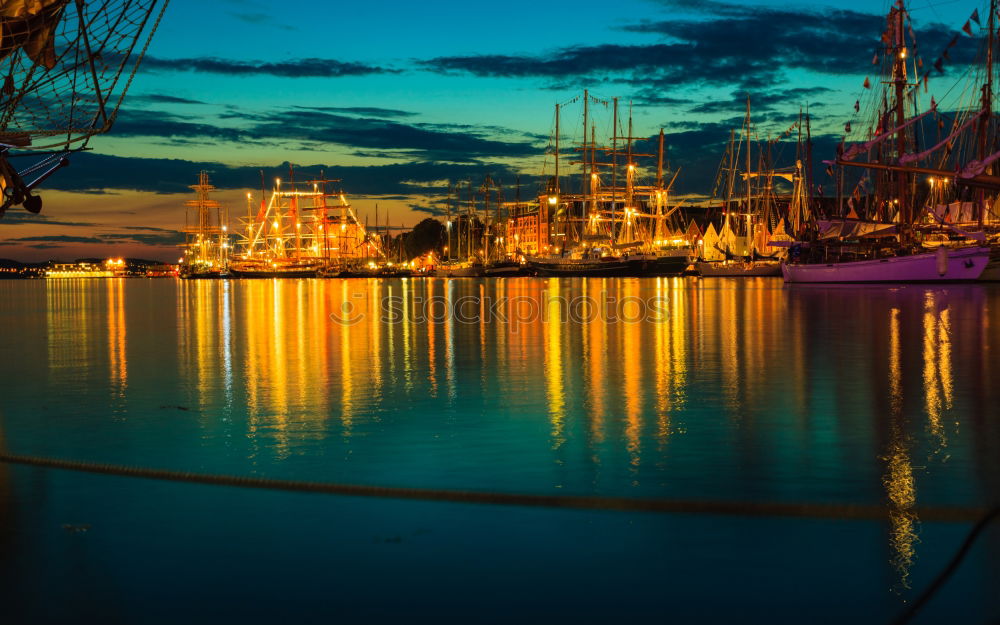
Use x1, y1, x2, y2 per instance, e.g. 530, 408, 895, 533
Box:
0, 277, 998, 624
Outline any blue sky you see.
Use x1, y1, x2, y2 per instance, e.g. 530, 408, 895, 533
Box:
0, 0, 987, 260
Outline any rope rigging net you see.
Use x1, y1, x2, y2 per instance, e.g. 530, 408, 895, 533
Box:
0, 0, 168, 216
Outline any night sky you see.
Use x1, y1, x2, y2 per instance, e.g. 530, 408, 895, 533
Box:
0, 0, 986, 261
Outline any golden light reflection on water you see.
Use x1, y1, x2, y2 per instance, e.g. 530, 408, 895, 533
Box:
885, 306, 916, 592
444, 280, 455, 401
106, 279, 127, 399
922, 293, 953, 453
10, 274, 1000, 625
50, 277, 995, 597
654, 278, 688, 448
622, 280, 643, 470
544, 279, 566, 450
583, 279, 607, 447
46, 280, 94, 377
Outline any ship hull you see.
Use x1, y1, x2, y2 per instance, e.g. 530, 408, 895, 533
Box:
378, 269, 414, 278
440, 264, 484, 277
229, 262, 322, 278
179, 269, 227, 280
697, 261, 782, 277
229, 269, 319, 278
321, 269, 377, 278
529, 257, 630, 277
979, 247, 1000, 281
626, 254, 691, 276
483, 262, 529, 277
781, 246, 991, 283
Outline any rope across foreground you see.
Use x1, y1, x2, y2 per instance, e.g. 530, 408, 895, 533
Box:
1, 450, 997, 625
0, 450, 988, 521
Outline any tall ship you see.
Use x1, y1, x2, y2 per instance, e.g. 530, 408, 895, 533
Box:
782, 0, 994, 283
519, 91, 696, 277
230, 172, 384, 278
696, 98, 802, 277
180, 171, 229, 279
438, 181, 486, 277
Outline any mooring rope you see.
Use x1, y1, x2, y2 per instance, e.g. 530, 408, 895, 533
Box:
890, 505, 1000, 625
0, 450, 996, 624
0, 451, 987, 521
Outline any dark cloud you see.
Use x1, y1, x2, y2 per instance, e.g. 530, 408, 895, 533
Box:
7, 232, 184, 247
420, 5, 976, 91
686, 88, 832, 115
40, 153, 529, 199
630, 91, 696, 108
293, 105, 417, 119
12, 235, 106, 244
240, 109, 542, 160
410, 204, 449, 217
131, 94, 207, 106
113, 106, 542, 161
100, 232, 185, 246
138, 55, 398, 78
229, 11, 296, 31
108, 109, 252, 144
0, 212, 97, 226
121, 225, 179, 232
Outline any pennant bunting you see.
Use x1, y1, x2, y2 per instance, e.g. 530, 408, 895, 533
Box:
854, 100, 860, 112
845, 122, 852, 133
972, 9, 980, 25
963, 20, 973, 36
863, 76, 871, 88
934, 58, 943, 73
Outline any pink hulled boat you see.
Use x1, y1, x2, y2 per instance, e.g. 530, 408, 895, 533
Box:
782, 246, 990, 283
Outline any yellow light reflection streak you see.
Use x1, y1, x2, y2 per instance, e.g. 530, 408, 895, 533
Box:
544, 280, 565, 450
445, 279, 455, 401
584, 279, 606, 445
885, 306, 916, 591
922, 293, 952, 452
106, 279, 127, 399
339, 279, 354, 436
622, 280, 642, 469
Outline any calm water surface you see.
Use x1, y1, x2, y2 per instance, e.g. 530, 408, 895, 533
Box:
0, 277, 998, 624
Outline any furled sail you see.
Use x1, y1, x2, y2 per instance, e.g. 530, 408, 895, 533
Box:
898, 111, 983, 166
0, 0, 69, 69
834, 108, 936, 163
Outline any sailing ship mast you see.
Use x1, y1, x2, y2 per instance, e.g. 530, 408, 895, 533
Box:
656, 128, 664, 240
581, 89, 589, 236
181, 170, 228, 277
978, 0, 996, 229
745, 96, 752, 254
611, 97, 618, 245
